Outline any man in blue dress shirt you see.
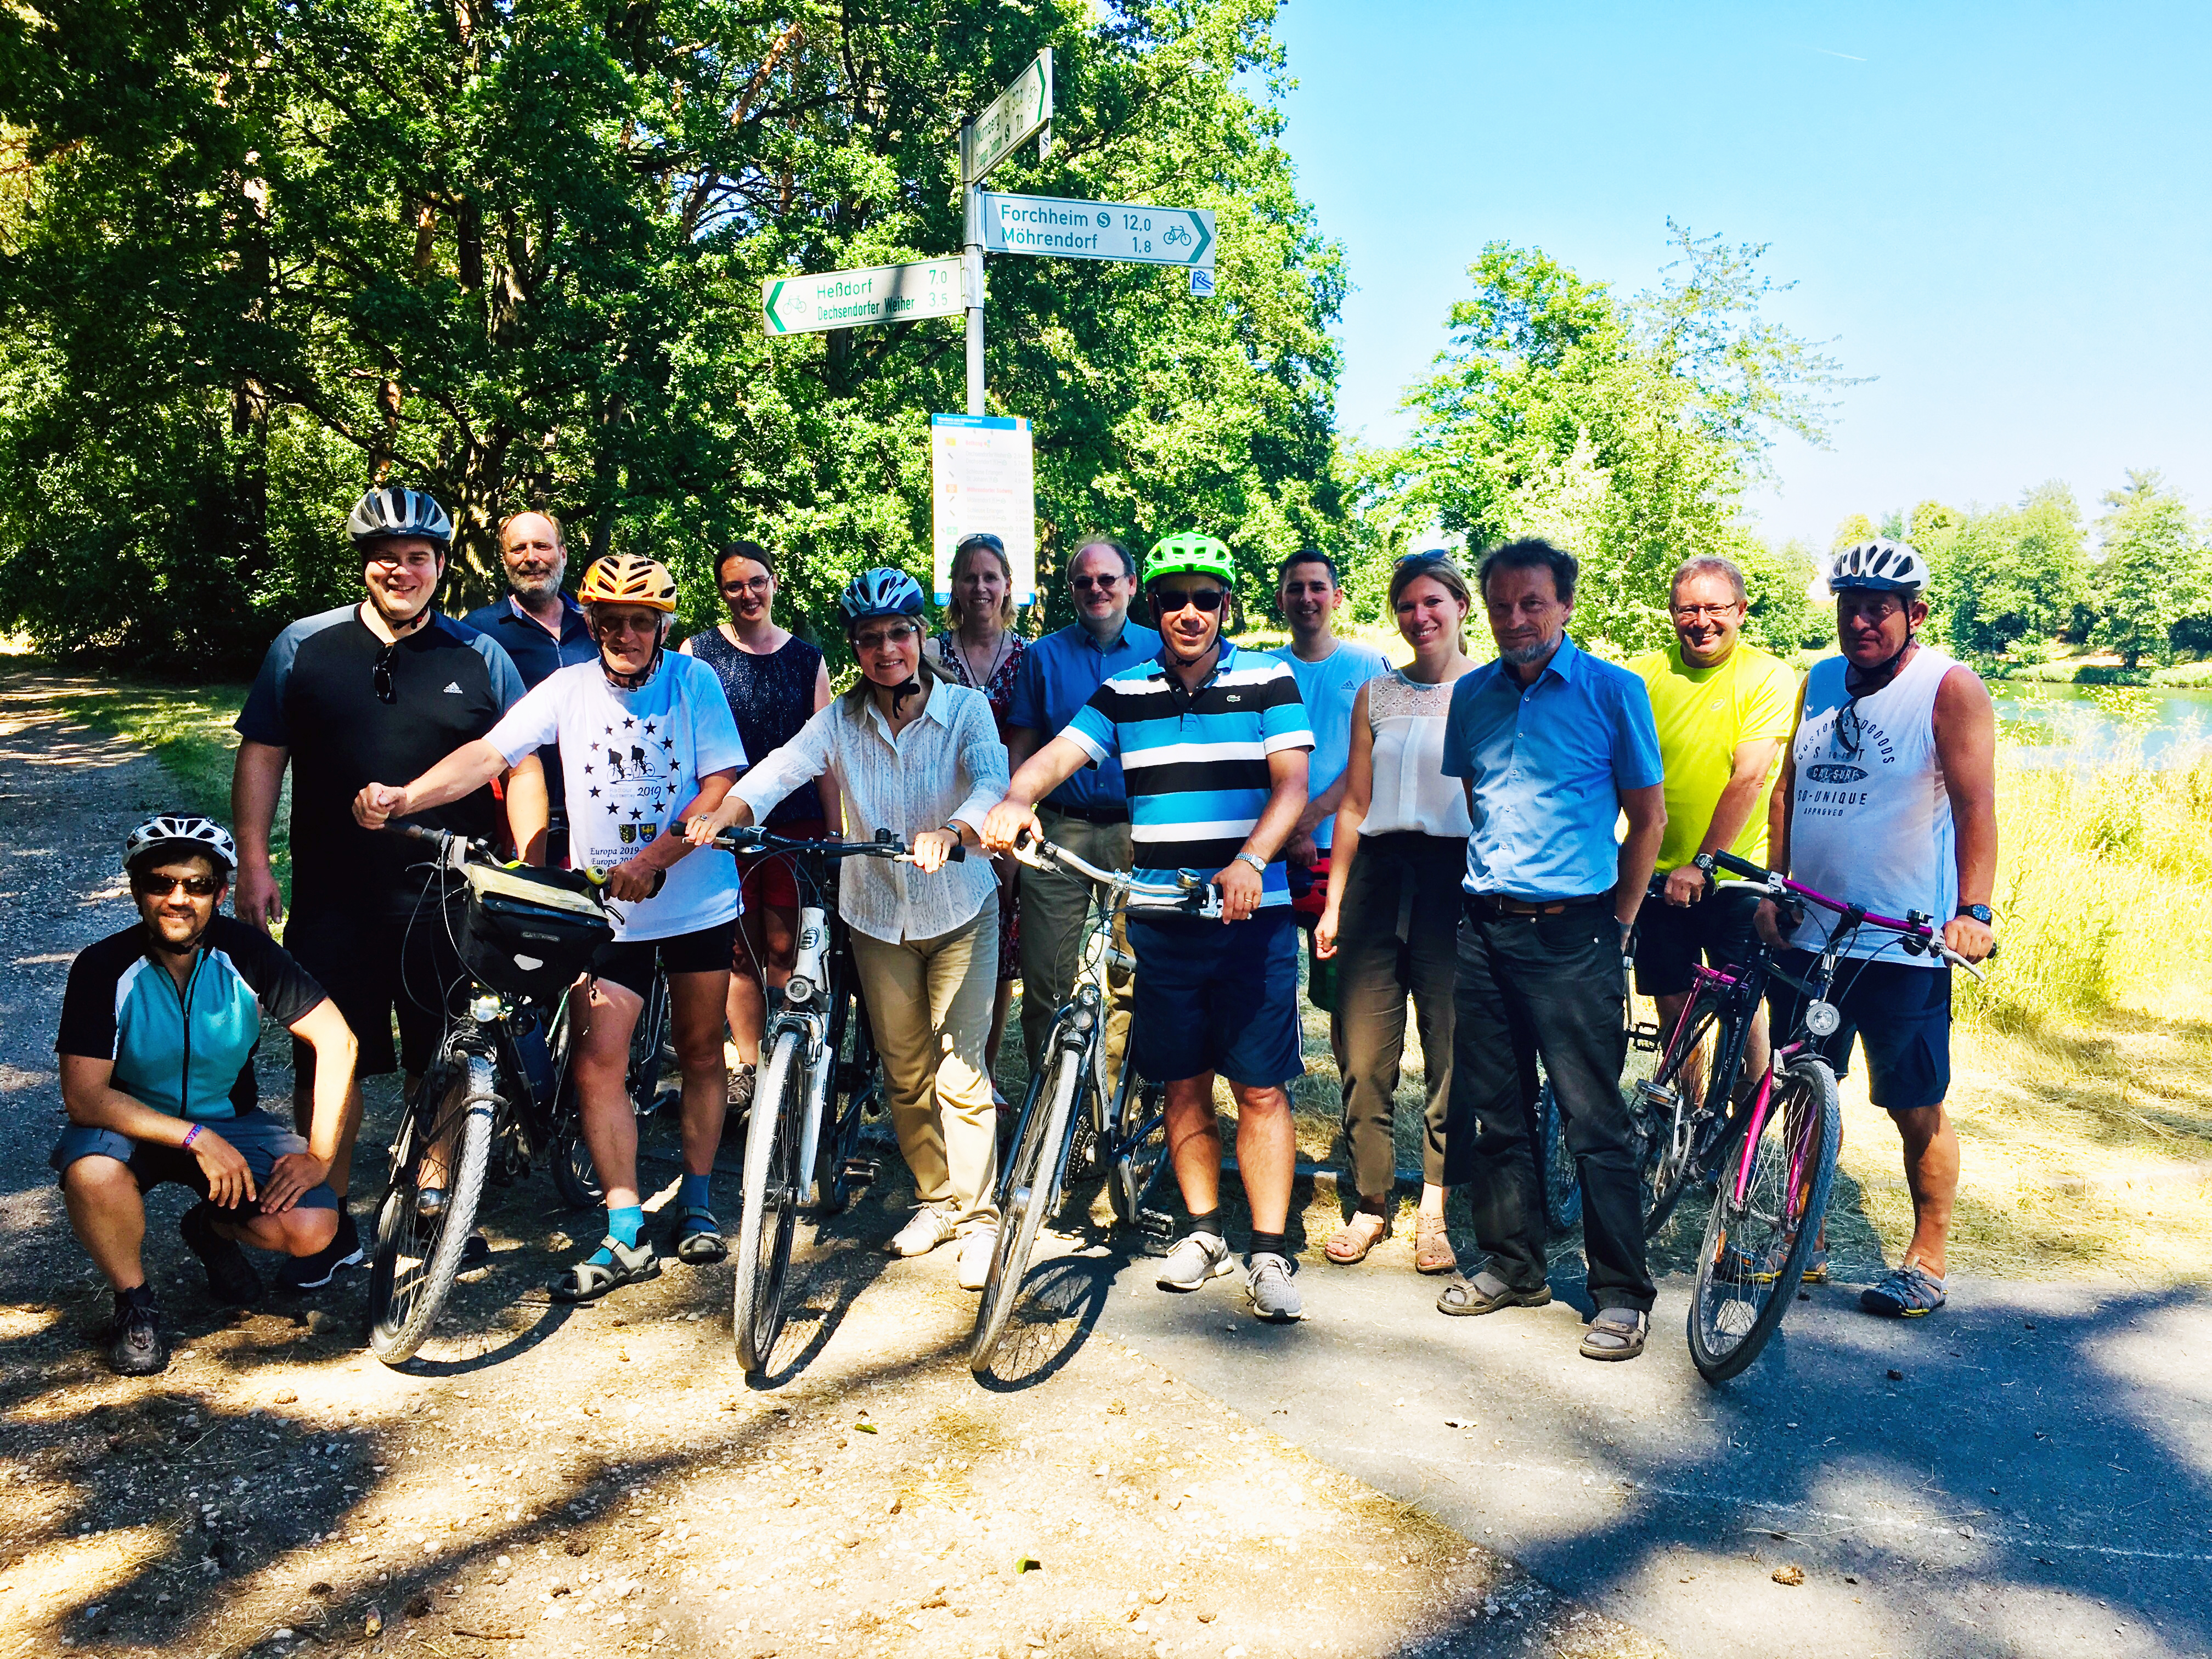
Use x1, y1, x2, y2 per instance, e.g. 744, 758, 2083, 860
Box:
1434, 539, 1668, 1362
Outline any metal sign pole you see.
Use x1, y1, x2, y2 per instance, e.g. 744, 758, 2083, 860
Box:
963, 158, 986, 417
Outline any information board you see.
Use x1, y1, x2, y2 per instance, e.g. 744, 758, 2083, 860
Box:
930, 414, 1037, 606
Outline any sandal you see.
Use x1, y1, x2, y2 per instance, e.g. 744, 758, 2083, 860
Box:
1323, 1210, 1391, 1265
1413, 1213, 1456, 1275
1436, 1271, 1552, 1318
1579, 1306, 1649, 1361
546, 1236, 662, 1304
670, 1206, 728, 1266
1860, 1261, 1945, 1318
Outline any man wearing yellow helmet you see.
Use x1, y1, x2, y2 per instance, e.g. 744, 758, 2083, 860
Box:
355, 552, 748, 1304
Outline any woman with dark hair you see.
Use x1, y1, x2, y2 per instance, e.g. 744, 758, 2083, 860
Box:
681, 540, 839, 1113
923, 532, 1026, 1096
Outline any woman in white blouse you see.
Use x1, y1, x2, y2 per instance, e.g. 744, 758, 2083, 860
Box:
688, 569, 1009, 1288
1314, 554, 1478, 1273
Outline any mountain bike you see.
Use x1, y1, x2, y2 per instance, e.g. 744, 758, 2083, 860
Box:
365, 826, 621, 1365
969, 834, 1222, 1374
692, 826, 922, 1375
1637, 850, 1989, 1382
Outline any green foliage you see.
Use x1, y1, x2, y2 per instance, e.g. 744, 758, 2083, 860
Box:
1925, 482, 2091, 665
1736, 535, 1826, 652
0, 0, 1343, 668
2092, 470, 2207, 669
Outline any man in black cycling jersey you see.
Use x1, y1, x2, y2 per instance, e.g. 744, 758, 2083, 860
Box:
233, 487, 534, 1292
53, 815, 359, 1373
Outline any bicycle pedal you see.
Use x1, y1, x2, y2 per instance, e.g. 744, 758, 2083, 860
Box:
1137, 1207, 1176, 1254
840, 1156, 879, 1187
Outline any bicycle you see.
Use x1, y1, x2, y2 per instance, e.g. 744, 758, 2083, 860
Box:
968, 834, 1222, 1374
691, 825, 922, 1375
365, 826, 622, 1364
546, 958, 678, 1211
1633, 849, 1988, 1381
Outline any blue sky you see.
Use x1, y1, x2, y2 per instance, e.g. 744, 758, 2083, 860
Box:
1267, 1, 2211, 548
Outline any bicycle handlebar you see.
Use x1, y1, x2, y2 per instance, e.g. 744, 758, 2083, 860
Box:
1007, 829, 1226, 920
1707, 850, 1990, 981
681, 823, 966, 865
384, 822, 656, 898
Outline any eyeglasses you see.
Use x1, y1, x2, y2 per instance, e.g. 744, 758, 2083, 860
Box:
721, 576, 772, 595
595, 613, 662, 639
1671, 603, 1743, 622
1071, 574, 1126, 592
371, 640, 398, 705
1152, 588, 1227, 615
135, 873, 223, 898
853, 622, 919, 651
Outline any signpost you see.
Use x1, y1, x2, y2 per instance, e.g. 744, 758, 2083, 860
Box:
930, 415, 1036, 605
759, 258, 966, 336
961, 49, 1052, 187
976, 191, 1214, 270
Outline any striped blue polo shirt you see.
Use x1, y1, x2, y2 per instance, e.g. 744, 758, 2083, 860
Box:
1065, 640, 1314, 907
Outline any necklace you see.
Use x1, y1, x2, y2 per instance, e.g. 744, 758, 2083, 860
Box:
954, 627, 1011, 689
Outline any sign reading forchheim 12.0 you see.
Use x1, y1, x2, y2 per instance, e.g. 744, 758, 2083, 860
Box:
759, 258, 966, 336
977, 191, 1215, 270
930, 414, 1036, 606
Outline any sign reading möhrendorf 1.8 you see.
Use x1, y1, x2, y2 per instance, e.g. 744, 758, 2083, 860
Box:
760, 258, 966, 336
977, 192, 1215, 270
930, 415, 1036, 606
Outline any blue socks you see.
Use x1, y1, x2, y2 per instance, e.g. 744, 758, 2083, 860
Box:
588, 1204, 646, 1268
680, 1172, 713, 1213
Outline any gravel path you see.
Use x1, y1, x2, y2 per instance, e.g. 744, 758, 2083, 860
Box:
0, 675, 1666, 1659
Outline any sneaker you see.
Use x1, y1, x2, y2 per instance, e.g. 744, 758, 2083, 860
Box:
1155, 1231, 1235, 1292
726, 1063, 756, 1114
1245, 1252, 1305, 1323
275, 1207, 365, 1294
884, 1205, 958, 1258
956, 1226, 999, 1291
180, 1203, 262, 1306
1860, 1261, 1946, 1318
104, 1288, 168, 1375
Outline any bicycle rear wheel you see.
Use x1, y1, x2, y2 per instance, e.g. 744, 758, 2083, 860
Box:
732, 1028, 805, 1374
1640, 996, 1728, 1239
1687, 1055, 1840, 1383
815, 991, 880, 1216
970, 1045, 1081, 1373
369, 1056, 495, 1367
628, 966, 679, 1118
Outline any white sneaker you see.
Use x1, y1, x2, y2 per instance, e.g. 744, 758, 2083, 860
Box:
1155, 1230, 1235, 1291
956, 1226, 999, 1290
884, 1205, 958, 1258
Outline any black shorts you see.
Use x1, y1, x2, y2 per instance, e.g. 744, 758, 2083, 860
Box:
284, 897, 469, 1078
1633, 883, 1762, 997
1768, 951, 1951, 1113
590, 919, 738, 1000
51, 1110, 340, 1216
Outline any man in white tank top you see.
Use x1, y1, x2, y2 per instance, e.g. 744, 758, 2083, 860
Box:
1757, 539, 1997, 1322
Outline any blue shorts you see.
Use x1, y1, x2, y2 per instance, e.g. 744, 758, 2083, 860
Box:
1769, 951, 1951, 1113
50, 1109, 340, 1217
1128, 909, 1305, 1090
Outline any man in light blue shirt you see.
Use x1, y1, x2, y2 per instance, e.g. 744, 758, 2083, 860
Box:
1434, 539, 1667, 1364
1268, 551, 1390, 866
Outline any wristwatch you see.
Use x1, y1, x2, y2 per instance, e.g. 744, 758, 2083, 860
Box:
1691, 852, 1718, 879
1234, 851, 1268, 877
1956, 903, 1994, 926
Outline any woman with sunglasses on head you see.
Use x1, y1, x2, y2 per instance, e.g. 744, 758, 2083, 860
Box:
681, 541, 839, 1116
1312, 554, 1479, 1274
688, 568, 1011, 1290
923, 532, 1028, 1097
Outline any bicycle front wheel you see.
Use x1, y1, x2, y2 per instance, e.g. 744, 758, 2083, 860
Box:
970, 1046, 1081, 1373
1687, 1054, 1840, 1384
732, 1028, 805, 1374
369, 1056, 495, 1367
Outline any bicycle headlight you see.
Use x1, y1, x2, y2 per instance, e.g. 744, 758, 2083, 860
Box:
783, 975, 816, 1008
1071, 1005, 1097, 1034
469, 991, 504, 1023
1805, 1000, 1842, 1037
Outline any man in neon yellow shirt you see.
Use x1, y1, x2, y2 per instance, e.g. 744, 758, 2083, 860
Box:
1630, 555, 1800, 1108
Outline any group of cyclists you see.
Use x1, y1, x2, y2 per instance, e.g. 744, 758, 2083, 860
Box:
47, 482, 1996, 1376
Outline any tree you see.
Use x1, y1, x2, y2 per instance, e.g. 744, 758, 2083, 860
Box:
0, 0, 1345, 667
1926, 483, 2090, 664
2093, 470, 2205, 669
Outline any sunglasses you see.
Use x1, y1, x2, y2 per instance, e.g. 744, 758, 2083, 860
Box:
371, 640, 398, 705
1151, 588, 1227, 615
1070, 573, 1127, 592
853, 622, 919, 651
136, 873, 223, 898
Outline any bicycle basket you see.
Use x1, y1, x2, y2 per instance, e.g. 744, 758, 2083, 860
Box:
456, 865, 613, 1002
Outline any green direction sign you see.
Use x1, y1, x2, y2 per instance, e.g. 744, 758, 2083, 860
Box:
963, 49, 1052, 184
977, 192, 1214, 270
760, 258, 966, 336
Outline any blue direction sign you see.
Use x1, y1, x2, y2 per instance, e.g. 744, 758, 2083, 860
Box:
977, 192, 1214, 271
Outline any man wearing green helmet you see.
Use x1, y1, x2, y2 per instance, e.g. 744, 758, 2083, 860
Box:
985, 532, 1317, 1323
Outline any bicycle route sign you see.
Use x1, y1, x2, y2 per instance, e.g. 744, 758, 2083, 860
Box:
760, 257, 967, 335
976, 191, 1214, 270
962, 49, 1053, 184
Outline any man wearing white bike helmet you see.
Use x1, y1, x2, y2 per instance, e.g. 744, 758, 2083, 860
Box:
1756, 538, 1997, 1321
51, 814, 358, 1372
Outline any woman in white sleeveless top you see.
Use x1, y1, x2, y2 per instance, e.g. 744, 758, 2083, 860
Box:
1313, 555, 1477, 1272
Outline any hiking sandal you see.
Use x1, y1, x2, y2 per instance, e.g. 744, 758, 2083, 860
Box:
1323, 1210, 1391, 1265
547, 1236, 662, 1304
670, 1206, 728, 1265
1413, 1212, 1456, 1275
1579, 1306, 1649, 1361
1436, 1272, 1553, 1317
1860, 1261, 1946, 1317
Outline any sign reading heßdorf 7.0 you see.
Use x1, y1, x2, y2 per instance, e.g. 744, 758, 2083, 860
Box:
975, 192, 1215, 270
759, 258, 967, 335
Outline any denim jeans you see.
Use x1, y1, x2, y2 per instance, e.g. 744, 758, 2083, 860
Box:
1443, 898, 1654, 1312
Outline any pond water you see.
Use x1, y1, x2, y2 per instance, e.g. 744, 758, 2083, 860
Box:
1990, 682, 2212, 770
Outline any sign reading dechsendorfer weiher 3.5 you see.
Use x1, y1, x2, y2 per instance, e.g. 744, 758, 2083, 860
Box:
760, 258, 966, 336
977, 191, 1215, 271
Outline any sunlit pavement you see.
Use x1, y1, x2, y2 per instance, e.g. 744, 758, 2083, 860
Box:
1094, 1248, 2212, 1659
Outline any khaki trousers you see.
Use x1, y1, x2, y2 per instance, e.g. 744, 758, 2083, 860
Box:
1017, 808, 1135, 1085
850, 896, 1000, 1229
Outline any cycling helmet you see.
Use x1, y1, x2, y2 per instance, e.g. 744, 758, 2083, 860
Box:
347, 486, 452, 552
1827, 538, 1928, 595
837, 567, 927, 626
577, 552, 678, 612
123, 812, 237, 877
1142, 531, 1235, 589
